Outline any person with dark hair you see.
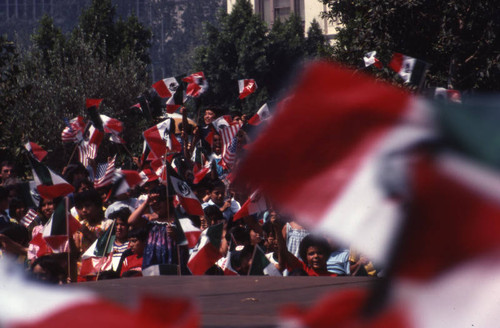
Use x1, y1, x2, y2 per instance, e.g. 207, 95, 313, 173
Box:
0, 186, 10, 226
202, 179, 240, 222
27, 197, 55, 263
62, 163, 89, 186
201, 205, 225, 229
108, 208, 131, 270
73, 189, 112, 254
0, 222, 30, 259
0, 161, 16, 187
8, 198, 27, 224
128, 185, 186, 272
275, 221, 336, 276
120, 227, 148, 277
30, 255, 67, 284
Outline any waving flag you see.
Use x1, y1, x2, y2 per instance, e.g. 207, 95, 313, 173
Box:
220, 122, 243, 169
29, 198, 81, 256
94, 156, 116, 189
249, 245, 281, 276
27, 155, 74, 200
61, 116, 85, 143
166, 162, 204, 216
183, 72, 208, 98
238, 79, 257, 99
363, 50, 383, 69
188, 223, 224, 275
79, 222, 115, 277
78, 125, 103, 167
152, 77, 179, 98
143, 118, 180, 159
86, 98, 104, 132
233, 190, 267, 221
0, 259, 200, 328
100, 114, 124, 144
248, 103, 271, 126
109, 170, 143, 198
20, 208, 38, 228
177, 218, 202, 248
389, 52, 428, 86
24, 141, 48, 162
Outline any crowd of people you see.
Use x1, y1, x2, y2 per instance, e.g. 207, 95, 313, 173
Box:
0, 106, 378, 283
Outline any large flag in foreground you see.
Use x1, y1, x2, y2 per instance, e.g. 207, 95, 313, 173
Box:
238, 60, 500, 325
0, 258, 200, 328
237, 61, 500, 278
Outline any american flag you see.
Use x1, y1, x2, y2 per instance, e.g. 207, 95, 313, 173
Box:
20, 208, 38, 228
94, 156, 116, 189
78, 126, 103, 167
220, 122, 242, 169
61, 116, 85, 143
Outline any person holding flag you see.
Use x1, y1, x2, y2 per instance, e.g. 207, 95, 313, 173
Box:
127, 185, 189, 274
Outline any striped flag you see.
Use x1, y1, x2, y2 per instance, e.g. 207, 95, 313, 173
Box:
188, 223, 224, 275
218, 122, 243, 169
20, 208, 38, 228
78, 125, 102, 167
94, 156, 116, 189
61, 116, 85, 143
100, 114, 124, 144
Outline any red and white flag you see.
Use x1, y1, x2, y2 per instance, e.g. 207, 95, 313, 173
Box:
183, 72, 208, 98
236, 61, 418, 267
143, 118, 180, 159
100, 114, 124, 144
233, 190, 267, 221
167, 163, 204, 216
61, 116, 85, 143
27, 155, 74, 200
152, 77, 179, 98
93, 156, 116, 189
78, 125, 103, 167
238, 79, 257, 99
178, 218, 202, 249
188, 223, 224, 275
20, 208, 38, 228
248, 103, 271, 125
193, 161, 211, 184
389, 52, 428, 85
110, 170, 143, 198
0, 258, 200, 328
363, 50, 383, 69
24, 141, 48, 162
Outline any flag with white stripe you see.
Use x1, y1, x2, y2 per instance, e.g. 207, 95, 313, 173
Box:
94, 156, 116, 189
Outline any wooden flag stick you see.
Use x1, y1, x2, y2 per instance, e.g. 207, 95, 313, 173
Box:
95, 219, 116, 281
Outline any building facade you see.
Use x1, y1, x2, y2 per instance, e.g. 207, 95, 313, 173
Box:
227, 0, 339, 42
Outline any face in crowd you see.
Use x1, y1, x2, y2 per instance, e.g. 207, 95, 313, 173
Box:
210, 186, 225, 207
204, 109, 216, 125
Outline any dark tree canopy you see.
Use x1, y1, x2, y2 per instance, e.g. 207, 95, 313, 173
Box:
193, 0, 331, 115
322, 0, 500, 91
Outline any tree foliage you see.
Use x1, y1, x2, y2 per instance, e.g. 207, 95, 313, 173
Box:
0, 0, 152, 170
322, 0, 500, 91
193, 0, 331, 115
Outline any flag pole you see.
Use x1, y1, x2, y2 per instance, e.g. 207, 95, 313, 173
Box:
95, 219, 116, 281
247, 245, 258, 276
64, 196, 72, 282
